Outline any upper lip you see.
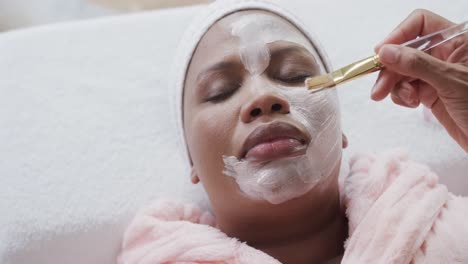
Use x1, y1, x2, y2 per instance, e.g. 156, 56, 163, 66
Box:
240, 121, 310, 159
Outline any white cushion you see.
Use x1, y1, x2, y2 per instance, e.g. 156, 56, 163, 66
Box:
0, 1, 466, 263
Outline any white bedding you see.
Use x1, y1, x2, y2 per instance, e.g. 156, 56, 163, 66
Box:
0, 0, 467, 263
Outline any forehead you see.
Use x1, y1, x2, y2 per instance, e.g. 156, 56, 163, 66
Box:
187, 10, 317, 81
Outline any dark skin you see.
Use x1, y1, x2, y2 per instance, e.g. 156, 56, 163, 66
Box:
183, 10, 348, 264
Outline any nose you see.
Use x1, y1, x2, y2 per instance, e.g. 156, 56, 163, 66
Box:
240, 92, 290, 123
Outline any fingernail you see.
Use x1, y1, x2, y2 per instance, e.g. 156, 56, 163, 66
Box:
371, 80, 379, 97
398, 87, 412, 102
410, 98, 420, 108
379, 45, 400, 64
371, 86, 376, 97
398, 87, 419, 107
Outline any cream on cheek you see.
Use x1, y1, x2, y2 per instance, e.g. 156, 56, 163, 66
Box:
222, 14, 342, 204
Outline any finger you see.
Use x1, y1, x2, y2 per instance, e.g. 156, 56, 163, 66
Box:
391, 92, 407, 107
378, 44, 454, 91
371, 69, 402, 101
371, 70, 414, 101
391, 81, 420, 108
414, 81, 439, 109
375, 9, 454, 52
430, 98, 467, 149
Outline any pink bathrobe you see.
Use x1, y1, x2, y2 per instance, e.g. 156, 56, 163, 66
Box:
118, 150, 468, 263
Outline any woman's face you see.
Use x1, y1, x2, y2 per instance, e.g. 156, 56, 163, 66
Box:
183, 10, 346, 236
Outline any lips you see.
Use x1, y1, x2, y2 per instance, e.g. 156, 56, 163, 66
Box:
241, 122, 310, 162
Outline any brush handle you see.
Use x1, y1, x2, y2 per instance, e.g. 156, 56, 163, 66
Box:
305, 21, 468, 92
402, 20, 468, 52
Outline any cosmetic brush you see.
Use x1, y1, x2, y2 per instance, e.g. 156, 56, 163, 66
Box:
305, 20, 468, 93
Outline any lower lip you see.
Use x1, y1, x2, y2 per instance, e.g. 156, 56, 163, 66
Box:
245, 138, 306, 161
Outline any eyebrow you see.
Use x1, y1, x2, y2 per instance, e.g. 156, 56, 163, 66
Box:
196, 44, 317, 83
269, 45, 312, 58
197, 60, 241, 83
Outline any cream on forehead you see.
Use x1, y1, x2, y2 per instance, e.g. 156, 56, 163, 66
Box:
229, 13, 316, 75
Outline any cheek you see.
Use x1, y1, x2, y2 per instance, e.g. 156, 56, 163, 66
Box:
186, 103, 239, 183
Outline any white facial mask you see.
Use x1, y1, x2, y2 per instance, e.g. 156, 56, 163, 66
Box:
231, 18, 270, 75
229, 13, 317, 76
223, 13, 341, 204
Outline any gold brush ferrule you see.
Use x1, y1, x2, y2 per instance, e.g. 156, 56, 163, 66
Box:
331, 54, 383, 85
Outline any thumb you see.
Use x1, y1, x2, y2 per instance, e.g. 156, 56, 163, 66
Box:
378, 44, 451, 91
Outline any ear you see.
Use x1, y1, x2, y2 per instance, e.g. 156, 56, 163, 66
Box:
342, 133, 348, 149
190, 167, 200, 184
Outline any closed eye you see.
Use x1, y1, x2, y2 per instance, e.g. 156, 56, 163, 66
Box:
276, 71, 312, 84
206, 87, 238, 102
267, 43, 320, 86
197, 60, 244, 103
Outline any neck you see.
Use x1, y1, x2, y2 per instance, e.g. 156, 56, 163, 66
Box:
257, 207, 347, 264
217, 174, 347, 264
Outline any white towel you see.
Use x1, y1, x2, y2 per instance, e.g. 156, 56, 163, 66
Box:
0, 1, 466, 263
